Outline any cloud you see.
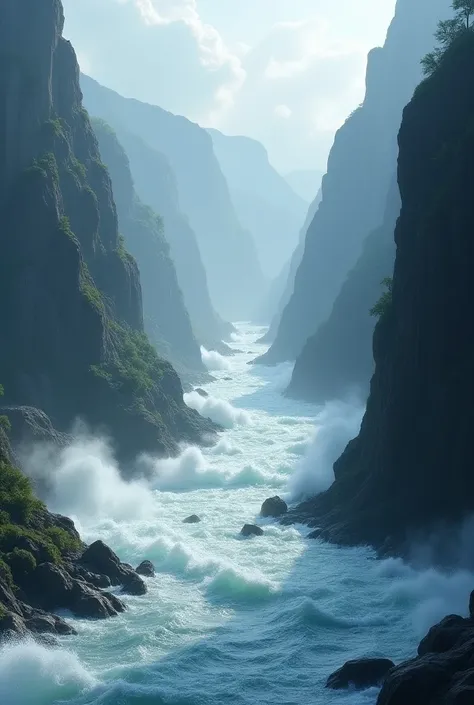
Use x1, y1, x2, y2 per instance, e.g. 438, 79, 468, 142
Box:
275, 104, 292, 119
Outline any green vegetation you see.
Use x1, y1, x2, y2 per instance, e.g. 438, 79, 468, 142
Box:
25, 152, 60, 187
0, 385, 10, 432
422, 1, 474, 74
0, 391, 81, 595
80, 262, 105, 315
92, 321, 165, 395
370, 277, 393, 318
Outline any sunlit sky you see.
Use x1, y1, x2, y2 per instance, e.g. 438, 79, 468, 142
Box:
62, 0, 397, 173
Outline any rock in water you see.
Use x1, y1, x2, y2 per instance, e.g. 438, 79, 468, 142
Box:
80, 540, 147, 595
240, 524, 264, 537
195, 388, 209, 398
260, 496, 288, 518
183, 515, 201, 524
136, 560, 155, 577
327, 658, 395, 690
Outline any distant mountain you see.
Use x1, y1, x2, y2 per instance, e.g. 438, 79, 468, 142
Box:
208, 129, 308, 280
87, 113, 230, 354
284, 170, 324, 203
81, 76, 265, 322
92, 118, 209, 383
259, 0, 450, 365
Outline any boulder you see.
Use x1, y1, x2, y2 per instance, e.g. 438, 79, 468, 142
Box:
69, 563, 112, 589
327, 657, 395, 690
183, 515, 201, 524
121, 573, 147, 596
195, 388, 209, 398
26, 613, 76, 636
80, 540, 145, 591
260, 496, 288, 518
28, 562, 126, 618
0, 611, 29, 642
418, 615, 474, 656
136, 560, 155, 577
240, 524, 264, 537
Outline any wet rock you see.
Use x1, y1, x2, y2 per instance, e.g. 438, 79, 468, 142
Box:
28, 562, 126, 618
69, 563, 112, 589
121, 573, 147, 596
240, 524, 264, 537
136, 560, 155, 577
327, 658, 395, 690
261, 496, 288, 518
183, 515, 201, 524
195, 388, 209, 398
26, 613, 76, 636
0, 611, 29, 641
418, 615, 473, 656
223, 377, 232, 381
80, 540, 145, 592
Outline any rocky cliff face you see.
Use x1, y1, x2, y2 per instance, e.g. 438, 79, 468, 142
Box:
92, 121, 231, 353
91, 118, 208, 383
80, 76, 265, 322
208, 129, 307, 281
293, 31, 474, 548
0, 0, 213, 465
287, 183, 399, 403
260, 0, 451, 365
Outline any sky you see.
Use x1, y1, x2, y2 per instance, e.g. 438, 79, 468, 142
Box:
62, 0, 397, 173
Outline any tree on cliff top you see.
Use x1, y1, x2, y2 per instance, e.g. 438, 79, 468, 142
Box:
422, 0, 474, 74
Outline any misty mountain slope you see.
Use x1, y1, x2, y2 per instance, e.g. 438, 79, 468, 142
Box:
208, 129, 308, 280
259, 0, 451, 365
97, 125, 232, 354
80, 75, 265, 321
293, 31, 474, 548
284, 169, 324, 203
257, 190, 322, 342
91, 118, 209, 383
0, 0, 213, 465
287, 181, 399, 403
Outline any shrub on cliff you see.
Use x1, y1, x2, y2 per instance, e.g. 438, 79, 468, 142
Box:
370, 278, 393, 319
422, 0, 474, 74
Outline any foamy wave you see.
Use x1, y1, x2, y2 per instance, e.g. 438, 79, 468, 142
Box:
287, 399, 364, 500
206, 566, 277, 604
184, 391, 251, 428
200, 346, 230, 371
210, 438, 242, 456
144, 447, 225, 491
0, 641, 96, 705
22, 437, 155, 524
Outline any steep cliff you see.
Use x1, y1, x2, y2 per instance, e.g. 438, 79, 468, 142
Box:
260, 0, 450, 365
91, 118, 208, 382
93, 122, 231, 353
208, 129, 307, 280
80, 76, 265, 322
294, 31, 474, 548
287, 183, 399, 403
0, 0, 213, 465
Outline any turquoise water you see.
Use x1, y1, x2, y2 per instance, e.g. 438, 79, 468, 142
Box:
1, 325, 472, 705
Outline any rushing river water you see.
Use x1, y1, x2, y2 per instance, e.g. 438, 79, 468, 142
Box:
1, 325, 473, 705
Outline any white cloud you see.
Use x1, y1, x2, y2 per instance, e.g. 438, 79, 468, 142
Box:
275, 104, 292, 119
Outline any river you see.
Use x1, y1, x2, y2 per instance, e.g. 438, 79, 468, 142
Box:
1, 324, 472, 705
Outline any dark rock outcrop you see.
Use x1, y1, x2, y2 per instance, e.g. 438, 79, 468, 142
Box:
183, 515, 201, 524
287, 182, 399, 403
260, 0, 450, 364
327, 658, 395, 690
81, 75, 265, 322
80, 540, 146, 595
260, 496, 288, 518
240, 524, 264, 537
293, 31, 474, 549
136, 560, 155, 577
195, 389, 209, 398
376, 597, 474, 705
0, 0, 214, 466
